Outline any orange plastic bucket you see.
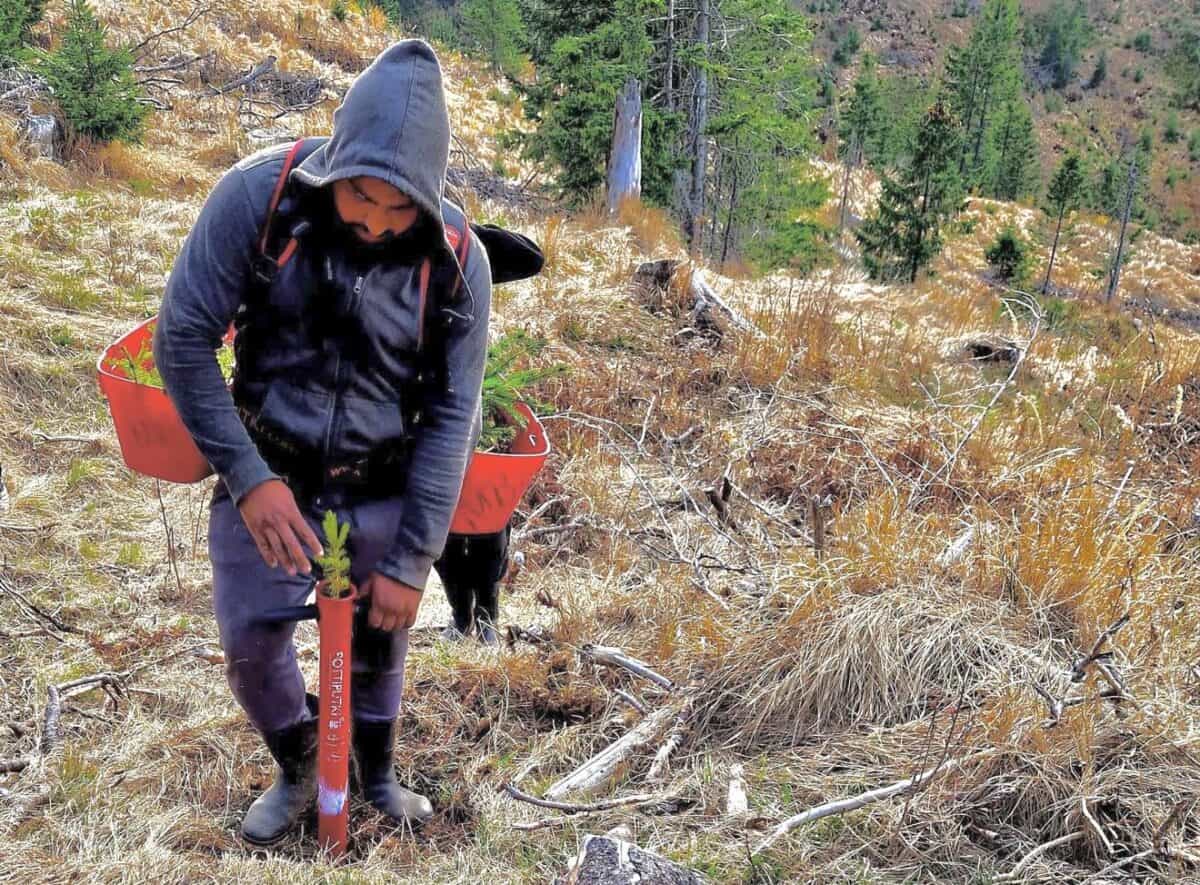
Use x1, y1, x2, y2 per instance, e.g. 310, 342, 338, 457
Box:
450, 401, 550, 535
96, 317, 214, 483
98, 317, 551, 531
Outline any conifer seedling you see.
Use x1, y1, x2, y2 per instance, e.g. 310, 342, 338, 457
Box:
479, 330, 565, 451
315, 510, 352, 598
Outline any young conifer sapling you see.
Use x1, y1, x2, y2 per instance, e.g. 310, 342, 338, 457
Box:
315, 510, 352, 598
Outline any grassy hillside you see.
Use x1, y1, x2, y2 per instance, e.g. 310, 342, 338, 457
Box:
3, 1, 1200, 883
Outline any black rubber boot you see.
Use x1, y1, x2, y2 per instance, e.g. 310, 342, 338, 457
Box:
241, 712, 318, 845
440, 579, 475, 641
437, 533, 477, 641
473, 579, 501, 647
352, 719, 433, 825
472, 526, 510, 646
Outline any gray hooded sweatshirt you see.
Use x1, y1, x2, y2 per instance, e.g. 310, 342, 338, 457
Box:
154, 40, 491, 591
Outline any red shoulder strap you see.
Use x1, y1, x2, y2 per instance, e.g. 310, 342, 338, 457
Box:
415, 214, 471, 351
258, 138, 307, 263
445, 214, 471, 300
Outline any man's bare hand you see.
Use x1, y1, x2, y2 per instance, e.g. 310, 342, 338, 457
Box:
238, 479, 324, 576
360, 572, 422, 632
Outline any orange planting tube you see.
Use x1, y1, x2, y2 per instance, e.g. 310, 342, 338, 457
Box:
315, 590, 355, 856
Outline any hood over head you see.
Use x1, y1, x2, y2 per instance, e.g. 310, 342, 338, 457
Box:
291, 39, 452, 255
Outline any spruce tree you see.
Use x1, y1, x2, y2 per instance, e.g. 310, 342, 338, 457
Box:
841, 52, 885, 167
835, 53, 883, 236
856, 100, 965, 283
519, 0, 674, 205
461, 0, 526, 77
703, 0, 815, 265
1041, 152, 1082, 292
1038, 0, 1089, 89
39, 0, 146, 143
0, 0, 44, 63
988, 97, 1038, 200
1167, 28, 1200, 111
943, 0, 1022, 185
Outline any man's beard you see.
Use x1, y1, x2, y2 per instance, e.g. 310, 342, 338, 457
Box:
331, 209, 434, 263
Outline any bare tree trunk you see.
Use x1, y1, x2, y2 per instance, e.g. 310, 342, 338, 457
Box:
606, 77, 643, 214
838, 139, 861, 239
684, 0, 710, 255
1042, 205, 1066, 293
720, 150, 739, 267
706, 151, 723, 256
1105, 151, 1138, 303
665, 0, 676, 113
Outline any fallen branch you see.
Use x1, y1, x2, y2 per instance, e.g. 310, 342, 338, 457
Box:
545, 704, 680, 799
1071, 613, 1131, 682
614, 689, 647, 715
0, 758, 29, 773
504, 782, 657, 814
581, 644, 674, 690
0, 522, 57, 535
521, 519, 588, 540
129, 3, 212, 59
30, 431, 101, 444
0, 573, 80, 634
753, 749, 995, 855
1079, 845, 1200, 884
1080, 794, 1113, 856
646, 696, 695, 782
996, 831, 1084, 882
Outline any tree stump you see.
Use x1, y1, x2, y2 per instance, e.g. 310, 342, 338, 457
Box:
24, 115, 63, 162
606, 77, 643, 215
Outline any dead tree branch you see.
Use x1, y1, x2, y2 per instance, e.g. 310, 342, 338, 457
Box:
753, 750, 996, 855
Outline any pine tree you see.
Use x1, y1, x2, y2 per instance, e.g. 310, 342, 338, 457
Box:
701, 0, 815, 265
0, 0, 43, 62
1038, 0, 1089, 89
518, 0, 675, 205
1167, 28, 1200, 110
856, 100, 965, 283
942, 0, 1022, 186
461, 0, 526, 77
988, 97, 1038, 200
1041, 152, 1082, 292
841, 52, 884, 167
39, 0, 146, 143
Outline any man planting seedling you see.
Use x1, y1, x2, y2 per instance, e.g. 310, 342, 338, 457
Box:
151, 39, 543, 846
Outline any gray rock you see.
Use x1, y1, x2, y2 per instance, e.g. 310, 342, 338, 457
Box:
24, 114, 63, 162
563, 835, 707, 885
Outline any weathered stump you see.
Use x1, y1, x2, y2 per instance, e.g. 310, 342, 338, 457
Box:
631, 260, 761, 344
24, 115, 63, 162
606, 77, 642, 214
